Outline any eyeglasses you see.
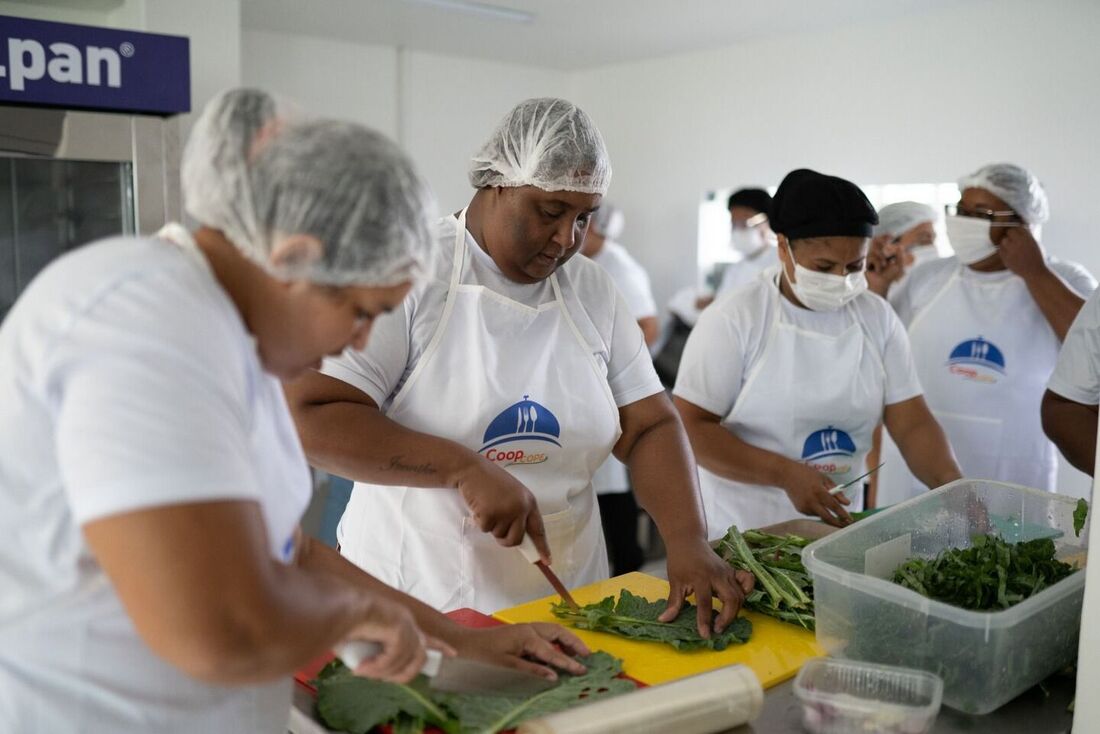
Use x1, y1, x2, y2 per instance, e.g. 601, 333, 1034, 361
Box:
945, 204, 1023, 225
732, 212, 769, 230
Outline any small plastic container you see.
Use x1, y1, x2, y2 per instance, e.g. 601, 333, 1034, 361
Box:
794, 658, 943, 734
803, 479, 1088, 714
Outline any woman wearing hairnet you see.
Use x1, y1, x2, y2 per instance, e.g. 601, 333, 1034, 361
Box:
866, 201, 942, 305
886, 163, 1097, 497
0, 90, 588, 734
287, 98, 753, 636
674, 169, 961, 532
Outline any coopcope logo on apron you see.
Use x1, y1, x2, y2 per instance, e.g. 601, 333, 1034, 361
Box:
946, 336, 1006, 384
479, 396, 561, 467
800, 427, 857, 477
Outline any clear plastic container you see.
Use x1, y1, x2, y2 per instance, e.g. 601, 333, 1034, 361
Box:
793, 658, 942, 734
802, 479, 1088, 714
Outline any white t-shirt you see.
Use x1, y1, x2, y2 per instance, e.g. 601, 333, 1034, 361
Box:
674, 269, 924, 420
1048, 287, 1100, 405
587, 241, 657, 320
586, 240, 658, 494
0, 231, 311, 733
323, 215, 663, 412
716, 249, 776, 296
890, 255, 1098, 328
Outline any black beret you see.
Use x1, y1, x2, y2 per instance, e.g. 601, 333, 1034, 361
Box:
727, 188, 773, 217
770, 169, 878, 240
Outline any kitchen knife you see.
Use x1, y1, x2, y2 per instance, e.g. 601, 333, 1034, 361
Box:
335, 640, 556, 696
828, 462, 885, 496
518, 536, 580, 609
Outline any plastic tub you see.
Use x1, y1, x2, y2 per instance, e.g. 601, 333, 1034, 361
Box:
794, 658, 942, 734
802, 479, 1088, 714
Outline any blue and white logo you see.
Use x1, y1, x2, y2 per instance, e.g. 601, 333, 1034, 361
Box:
479, 395, 560, 466
0, 15, 190, 115
947, 336, 1005, 383
801, 427, 856, 475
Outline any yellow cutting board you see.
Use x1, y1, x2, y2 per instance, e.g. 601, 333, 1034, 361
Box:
493, 572, 824, 688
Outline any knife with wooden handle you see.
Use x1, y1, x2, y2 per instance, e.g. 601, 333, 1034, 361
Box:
518, 536, 580, 609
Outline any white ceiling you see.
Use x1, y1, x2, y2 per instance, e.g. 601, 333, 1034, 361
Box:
241, 0, 973, 71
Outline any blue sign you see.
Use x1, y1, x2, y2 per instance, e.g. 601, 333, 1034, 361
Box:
0, 15, 189, 115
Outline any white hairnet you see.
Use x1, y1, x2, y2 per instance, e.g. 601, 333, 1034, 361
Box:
249, 119, 437, 286
874, 201, 938, 238
181, 87, 289, 253
958, 163, 1049, 225
181, 88, 435, 286
592, 203, 624, 240
468, 97, 612, 195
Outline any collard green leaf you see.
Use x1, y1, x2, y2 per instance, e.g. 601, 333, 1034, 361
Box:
1074, 498, 1089, 538
891, 534, 1077, 611
314, 652, 633, 734
550, 589, 752, 651
443, 651, 634, 734
314, 664, 452, 734
716, 525, 816, 630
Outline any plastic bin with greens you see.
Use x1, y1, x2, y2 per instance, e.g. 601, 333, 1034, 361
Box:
802, 479, 1088, 714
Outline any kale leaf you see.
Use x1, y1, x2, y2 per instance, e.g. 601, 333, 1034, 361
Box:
891, 534, 1077, 611
314, 651, 632, 734
550, 589, 752, 651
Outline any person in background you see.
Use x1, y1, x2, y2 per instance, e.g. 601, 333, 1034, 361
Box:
286, 98, 753, 635
0, 90, 587, 734
1042, 287, 1100, 476
581, 203, 658, 574
656, 188, 774, 386
674, 169, 960, 533
885, 163, 1096, 497
864, 201, 942, 506
866, 201, 942, 305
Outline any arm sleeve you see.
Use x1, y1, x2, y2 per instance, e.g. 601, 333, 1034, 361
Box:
1053, 260, 1099, 298
881, 309, 924, 406
606, 287, 664, 407
321, 302, 413, 407
672, 307, 746, 418
617, 264, 658, 320
51, 276, 260, 525
1047, 291, 1100, 405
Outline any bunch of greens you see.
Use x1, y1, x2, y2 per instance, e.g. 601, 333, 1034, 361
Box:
892, 534, 1077, 611
1074, 498, 1089, 538
314, 651, 634, 734
716, 526, 816, 630
550, 589, 752, 651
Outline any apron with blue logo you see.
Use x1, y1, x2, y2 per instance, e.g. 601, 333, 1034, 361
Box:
696, 276, 884, 536
882, 266, 1060, 500
337, 210, 619, 613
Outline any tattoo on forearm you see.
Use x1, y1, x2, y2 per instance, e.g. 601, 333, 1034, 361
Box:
385, 455, 437, 476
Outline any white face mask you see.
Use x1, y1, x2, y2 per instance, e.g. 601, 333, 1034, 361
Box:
908, 244, 939, 268
783, 242, 867, 312
731, 226, 765, 255
945, 214, 998, 265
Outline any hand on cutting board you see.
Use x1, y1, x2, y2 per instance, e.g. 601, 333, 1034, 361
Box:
661, 539, 755, 639
455, 456, 551, 563
780, 461, 851, 527
448, 622, 591, 681
342, 597, 455, 683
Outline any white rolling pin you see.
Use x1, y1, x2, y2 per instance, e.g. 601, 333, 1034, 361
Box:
517, 664, 764, 734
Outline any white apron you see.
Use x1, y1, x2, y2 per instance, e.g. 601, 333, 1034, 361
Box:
884, 266, 1060, 499
339, 211, 619, 613
697, 278, 885, 537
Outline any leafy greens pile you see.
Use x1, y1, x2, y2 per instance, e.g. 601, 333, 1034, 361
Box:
892, 534, 1077, 611
550, 589, 752, 651
716, 526, 816, 630
314, 651, 634, 734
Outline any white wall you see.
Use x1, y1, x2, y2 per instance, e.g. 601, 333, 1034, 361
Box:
242, 30, 398, 138
240, 30, 569, 214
